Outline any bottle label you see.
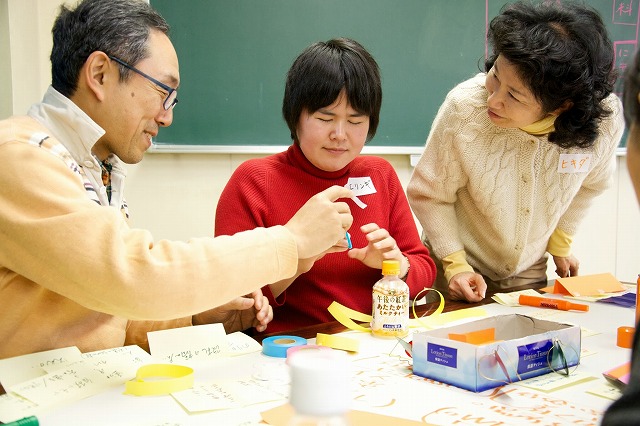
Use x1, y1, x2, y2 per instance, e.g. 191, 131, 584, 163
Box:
371, 289, 409, 337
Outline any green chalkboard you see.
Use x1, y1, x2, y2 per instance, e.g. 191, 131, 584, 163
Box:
151, 0, 636, 152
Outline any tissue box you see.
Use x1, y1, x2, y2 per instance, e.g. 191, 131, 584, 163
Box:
412, 314, 581, 392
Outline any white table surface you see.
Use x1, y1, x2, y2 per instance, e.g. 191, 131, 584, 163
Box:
32, 294, 636, 426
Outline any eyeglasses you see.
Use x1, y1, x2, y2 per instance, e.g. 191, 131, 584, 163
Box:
477, 339, 579, 386
108, 56, 178, 111
546, 338, 579, 376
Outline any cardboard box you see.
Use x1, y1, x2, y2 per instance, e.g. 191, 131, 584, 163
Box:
412, 314, 581, 392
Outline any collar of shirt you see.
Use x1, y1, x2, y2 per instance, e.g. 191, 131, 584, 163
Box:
27, 86, 126, 208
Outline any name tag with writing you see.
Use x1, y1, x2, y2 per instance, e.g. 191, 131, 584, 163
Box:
557, 154, 591, 173
345, 177, 376, 209
345, 177, 376, 195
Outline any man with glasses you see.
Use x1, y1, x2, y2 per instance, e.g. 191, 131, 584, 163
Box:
0, 0, 354, 360
108, 56, 179, 111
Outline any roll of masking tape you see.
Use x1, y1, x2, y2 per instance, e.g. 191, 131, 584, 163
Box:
124, 364, 194, 396
262, 335, 307, 358
316, 333, 359, 353
617, 326, 635, 349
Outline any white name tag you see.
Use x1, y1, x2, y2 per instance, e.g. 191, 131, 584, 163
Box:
345, 177, 376, 209
345, 177, 376, 196
557, 154, 592, 173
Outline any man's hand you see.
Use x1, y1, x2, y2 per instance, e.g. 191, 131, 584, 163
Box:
448, 271, 487, 302
285, 186, 354, 259
192, 290, 273, 333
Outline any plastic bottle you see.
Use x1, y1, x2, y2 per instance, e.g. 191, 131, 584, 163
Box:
288, 347, 351, 426
371, 259, 409, 338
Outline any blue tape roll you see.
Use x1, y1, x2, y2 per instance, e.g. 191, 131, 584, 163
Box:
262, 335, 307, 358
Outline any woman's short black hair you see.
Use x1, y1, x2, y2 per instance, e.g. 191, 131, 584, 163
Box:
282, 37, 382, 142
486, 0, 616, 148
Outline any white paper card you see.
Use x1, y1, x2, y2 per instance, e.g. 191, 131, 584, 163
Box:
492, 289, 542, 306
171, 378, 286, 412
516, 370, 596, 392
148, 323, 229, 363
226, 332, 262, 356
0, 346, 82, 389
0, 392, 39, 423
8, 346, 150, 407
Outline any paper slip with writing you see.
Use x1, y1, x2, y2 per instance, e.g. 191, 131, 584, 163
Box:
515, 370, 597, 392
148, 323, 229, 363
587, 381, 624, 401
10, 362, 119, 407
81, 344, 151, 362
8, 345, 152, 408
227, 331, 263, 356
0, 346, 83, 389
0, 392, 39, 423
492, 289, 542, 306
172, 378, 286, 412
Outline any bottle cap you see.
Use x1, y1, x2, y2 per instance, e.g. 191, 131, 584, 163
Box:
381, 259, 400, 276
617, 326, 635, 349
288, 347, 351, 417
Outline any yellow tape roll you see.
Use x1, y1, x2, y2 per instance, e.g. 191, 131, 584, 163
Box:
124, 364, 194, 396
316, 333, 359, 353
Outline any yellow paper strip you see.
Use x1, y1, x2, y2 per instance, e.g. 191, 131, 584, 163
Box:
328, 288, 447, 333
327, 289, 486, 333
316, 333, 360, 352
327, 302, 371, 332
410, 307, 488, 329
124, 364, 194, 396
410, 288, 445, 328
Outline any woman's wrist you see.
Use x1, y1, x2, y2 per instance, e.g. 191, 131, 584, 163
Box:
400, 256, 410, 281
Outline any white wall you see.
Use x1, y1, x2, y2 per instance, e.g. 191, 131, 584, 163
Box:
4, 0, 639, 284
2, 0, 58, 116
124, 152, 638, 284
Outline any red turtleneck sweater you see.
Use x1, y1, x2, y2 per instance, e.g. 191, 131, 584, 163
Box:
215, 144, 436, 334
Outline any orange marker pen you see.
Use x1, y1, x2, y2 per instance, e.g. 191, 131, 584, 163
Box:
518, 294, 589, 312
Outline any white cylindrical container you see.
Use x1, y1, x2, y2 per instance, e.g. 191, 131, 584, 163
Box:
288, 347, 352, 425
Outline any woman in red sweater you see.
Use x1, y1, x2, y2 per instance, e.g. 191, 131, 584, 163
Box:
215, 38, 436, 334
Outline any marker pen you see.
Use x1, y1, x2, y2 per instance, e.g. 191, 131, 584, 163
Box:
3, 416, 39, 426
518, 294, 589, 312
345, 232, 352, 249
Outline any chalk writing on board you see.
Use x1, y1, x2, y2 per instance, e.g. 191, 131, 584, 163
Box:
487, 0, 640, 96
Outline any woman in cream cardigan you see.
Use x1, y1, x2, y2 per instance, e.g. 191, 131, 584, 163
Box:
407, 1, 624, 302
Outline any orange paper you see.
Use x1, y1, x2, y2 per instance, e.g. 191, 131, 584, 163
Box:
540, 273, 624, 297
603, 362, 631, 388
448, 328, 496, 345
261, 403, 431, 426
